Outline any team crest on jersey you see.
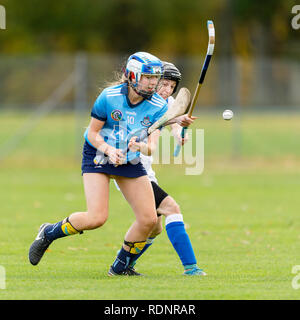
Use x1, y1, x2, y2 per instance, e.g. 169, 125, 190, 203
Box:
141, 116, 152, 127
111, 109, 123, 121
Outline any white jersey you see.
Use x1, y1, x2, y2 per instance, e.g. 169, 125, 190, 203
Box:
140, 95, 175, 183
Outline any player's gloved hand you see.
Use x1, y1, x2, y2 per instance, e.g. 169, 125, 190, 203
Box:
175, 114, 197, 127
106, 146, 126, 165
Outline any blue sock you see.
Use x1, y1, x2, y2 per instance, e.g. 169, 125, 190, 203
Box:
44, 218, 81, 242
165, 214, 197, 266
112, 247, 135, 274
129, 237, 156, 267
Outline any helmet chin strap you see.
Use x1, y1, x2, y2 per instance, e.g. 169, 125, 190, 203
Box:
128, 80, 154, 100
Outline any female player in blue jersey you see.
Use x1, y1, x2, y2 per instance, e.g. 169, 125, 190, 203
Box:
28, 52, 169, 276
118, 62, 207, 276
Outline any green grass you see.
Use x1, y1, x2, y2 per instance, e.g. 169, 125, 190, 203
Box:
0, 111, 300, 299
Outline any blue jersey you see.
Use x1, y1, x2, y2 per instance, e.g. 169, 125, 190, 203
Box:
84, 83, 168, 161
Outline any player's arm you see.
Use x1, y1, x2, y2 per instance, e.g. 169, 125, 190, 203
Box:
87, 117, 125, 164
167, 114, 197, 126
128, 129, 161, 156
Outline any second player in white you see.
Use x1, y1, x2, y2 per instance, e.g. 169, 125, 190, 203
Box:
123, 62, 207, 276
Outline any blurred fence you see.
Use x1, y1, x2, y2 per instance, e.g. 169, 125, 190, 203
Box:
0, 53, 300, 111
0, 53, 299, 162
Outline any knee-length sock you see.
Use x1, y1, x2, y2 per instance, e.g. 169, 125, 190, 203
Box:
165, 214, 197, 266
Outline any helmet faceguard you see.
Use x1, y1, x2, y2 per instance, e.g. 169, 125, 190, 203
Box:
160, 61, 182, 94
125, 52, 163, 99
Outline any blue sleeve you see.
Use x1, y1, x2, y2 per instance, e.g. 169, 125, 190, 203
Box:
91, 90, 107, 121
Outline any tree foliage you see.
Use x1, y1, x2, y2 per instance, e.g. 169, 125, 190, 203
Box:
0, 0, 298, 57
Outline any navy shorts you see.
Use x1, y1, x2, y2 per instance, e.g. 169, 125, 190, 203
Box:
81, 141, 148, 178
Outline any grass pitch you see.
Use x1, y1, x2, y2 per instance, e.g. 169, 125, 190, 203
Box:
0, 111, 300, 300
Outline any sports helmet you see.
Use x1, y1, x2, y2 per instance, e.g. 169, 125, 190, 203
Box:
125, 52, 163, 99
161, 61, 182, 94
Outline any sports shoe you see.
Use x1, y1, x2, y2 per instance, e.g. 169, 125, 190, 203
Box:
115, 249, 138, 270
29, 223, 52, 266
108, 265, 143, 276
125, 266, 143, 276
183, 265, 207, 276
128, 259, 137, 269
108, 266, 128, 276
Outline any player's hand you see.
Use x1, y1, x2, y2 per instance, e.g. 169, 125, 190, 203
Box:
175, 131, 189, 146
107, 146, 126, 165
128, 136, 143, 152
175, 114, 197, 127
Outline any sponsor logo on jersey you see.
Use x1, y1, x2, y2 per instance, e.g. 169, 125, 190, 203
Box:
126, 111, 137, 116
141, 116, 152, 127
111, 109, 123, 121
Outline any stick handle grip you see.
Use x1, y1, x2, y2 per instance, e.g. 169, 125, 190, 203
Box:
173, 126, 187, 157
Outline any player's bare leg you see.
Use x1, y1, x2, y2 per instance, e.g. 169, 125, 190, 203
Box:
129, 195, 207, 276
67, 173, 110, 230
117, 175, 157, 242
108, 175, 158, 275
126, 196, 179, 270
29, 173, 110, 266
